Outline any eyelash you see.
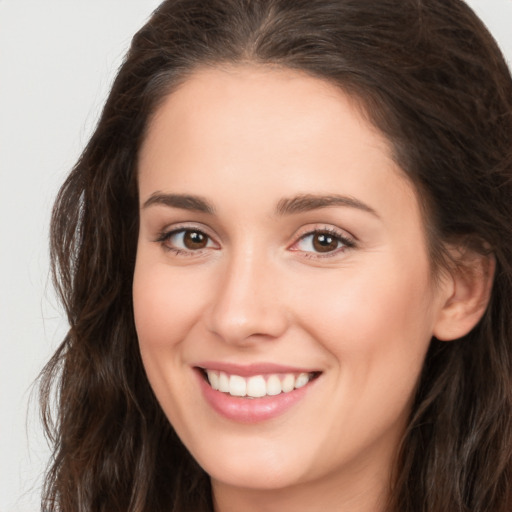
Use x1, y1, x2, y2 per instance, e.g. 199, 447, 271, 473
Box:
155, 226, 215, 257
155, 226, 356, 259
291, 227, 356, 259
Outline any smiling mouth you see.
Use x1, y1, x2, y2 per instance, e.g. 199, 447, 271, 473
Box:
198, 368, 321, 398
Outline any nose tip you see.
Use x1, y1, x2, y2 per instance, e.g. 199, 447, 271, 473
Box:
205, 256, 288, 345
209, 298, 287, 344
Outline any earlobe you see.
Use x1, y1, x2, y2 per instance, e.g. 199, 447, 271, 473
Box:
433, 251, 495, 342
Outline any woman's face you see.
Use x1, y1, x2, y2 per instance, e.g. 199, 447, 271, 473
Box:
133, 66, 450, 500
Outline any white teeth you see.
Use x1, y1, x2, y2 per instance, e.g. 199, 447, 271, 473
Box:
247, 375, 267, 397
229, 375, 247, 396
282, 374, 295, 393
218, 372, 230, 393
266, 375, 282, 396
204, 370, 315, 397
206, 370, 219, 390
295, 373, 310, 389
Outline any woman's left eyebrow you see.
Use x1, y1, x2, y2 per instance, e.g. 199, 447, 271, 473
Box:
275, 194, 379, 218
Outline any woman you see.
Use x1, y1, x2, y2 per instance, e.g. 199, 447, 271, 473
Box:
40, 0, 512, 510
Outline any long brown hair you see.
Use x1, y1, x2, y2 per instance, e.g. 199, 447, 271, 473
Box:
40, 0, 512, 510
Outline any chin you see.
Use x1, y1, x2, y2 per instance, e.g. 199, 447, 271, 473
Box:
189, 435, 314, 491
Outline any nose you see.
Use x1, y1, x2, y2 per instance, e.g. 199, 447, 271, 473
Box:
205, 248, 289, 345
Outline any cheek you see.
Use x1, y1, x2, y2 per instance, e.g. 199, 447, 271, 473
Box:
293, 257, 435, 408
295, 258, 434, 345
133, 258, 207, 349
132, 257, 206, 416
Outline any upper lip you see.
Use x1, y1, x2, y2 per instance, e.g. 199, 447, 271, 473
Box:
195, 361, 319, 377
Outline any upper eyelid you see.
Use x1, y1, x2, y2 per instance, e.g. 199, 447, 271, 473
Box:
291, 230, 354, 248
156, 227, 219, 256
292, 224, 356, 243
155, 224, 219, 249
158, 223, 216, 239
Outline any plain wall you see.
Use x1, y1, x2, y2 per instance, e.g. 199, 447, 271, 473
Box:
0, 1, 511, 511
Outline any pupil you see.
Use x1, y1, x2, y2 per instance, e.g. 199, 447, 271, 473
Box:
313, 233, 338, 253
184, 231, 207, 249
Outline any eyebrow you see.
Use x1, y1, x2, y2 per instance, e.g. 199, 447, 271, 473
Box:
275, 194, 379, 217
142, 193, 216, 214
142, 192, 378, 218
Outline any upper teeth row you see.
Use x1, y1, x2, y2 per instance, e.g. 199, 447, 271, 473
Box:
206, 370, 313, 398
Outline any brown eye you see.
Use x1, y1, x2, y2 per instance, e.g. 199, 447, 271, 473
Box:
291, 228, 354, 257
312, 232, 340, 253
160, 228, 215, 253
183, 230, 208, 249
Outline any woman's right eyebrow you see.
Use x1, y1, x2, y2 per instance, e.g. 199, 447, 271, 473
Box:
142, 193, 216, 214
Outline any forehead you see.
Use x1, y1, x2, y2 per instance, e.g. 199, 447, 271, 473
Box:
144, 65, 392, 149
138, 65, 419, 229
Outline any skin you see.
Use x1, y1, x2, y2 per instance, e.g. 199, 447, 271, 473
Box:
133, 66, 457, 512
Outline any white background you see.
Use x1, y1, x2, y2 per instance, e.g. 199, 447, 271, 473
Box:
0, 1, 511, 511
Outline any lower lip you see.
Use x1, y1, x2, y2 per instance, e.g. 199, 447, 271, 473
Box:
195, 370, 316, 423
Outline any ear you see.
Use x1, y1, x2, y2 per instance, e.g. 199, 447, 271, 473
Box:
433, 249, 495, 341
